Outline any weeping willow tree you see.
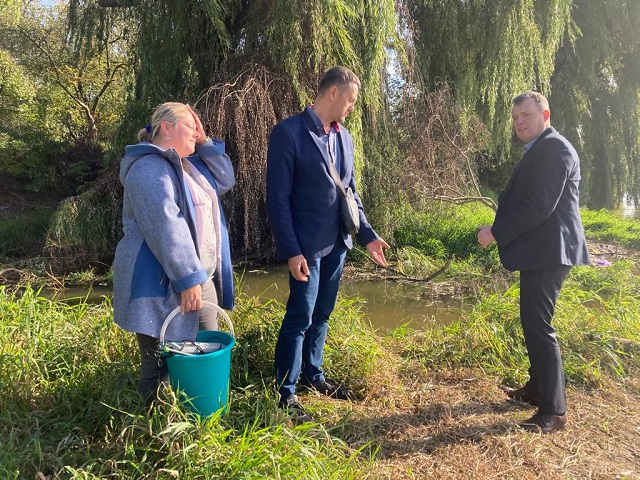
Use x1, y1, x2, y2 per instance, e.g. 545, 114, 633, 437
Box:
405, 0, 572, 163
404, 0, 640, 209
550, 0, 640, 209
48, 0, 399, 269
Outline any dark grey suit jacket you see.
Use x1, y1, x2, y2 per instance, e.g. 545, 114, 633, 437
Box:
492, 127, 590, 271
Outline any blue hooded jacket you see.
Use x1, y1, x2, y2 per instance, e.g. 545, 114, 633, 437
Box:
112, 139, 235, 342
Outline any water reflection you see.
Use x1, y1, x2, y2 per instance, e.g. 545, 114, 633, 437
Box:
613, 200, 640, 219
238, 264, 466, 332
55, 265, 468, 332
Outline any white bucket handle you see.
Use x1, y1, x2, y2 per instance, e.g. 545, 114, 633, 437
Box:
159, 301, 234, 345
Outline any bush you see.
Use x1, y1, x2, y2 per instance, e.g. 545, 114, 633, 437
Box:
0, 207, 54, 258
0, 137, 104, 197
393, 203, 498, 265
581, 208, 640, 249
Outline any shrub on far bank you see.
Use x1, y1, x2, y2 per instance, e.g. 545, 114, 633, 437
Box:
392, 203, 499, 267
581, 208, 640, 249
0, 206, 55, 258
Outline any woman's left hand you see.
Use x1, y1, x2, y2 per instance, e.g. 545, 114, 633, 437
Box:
187, 104, 208, 145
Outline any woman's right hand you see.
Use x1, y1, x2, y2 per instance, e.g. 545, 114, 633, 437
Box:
187, 104, 208, 145
181, 284, 203, 314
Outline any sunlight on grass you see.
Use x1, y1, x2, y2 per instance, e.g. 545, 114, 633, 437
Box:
2, 209, 640, 477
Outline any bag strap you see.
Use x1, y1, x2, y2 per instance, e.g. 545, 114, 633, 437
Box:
326, 152, 348, 199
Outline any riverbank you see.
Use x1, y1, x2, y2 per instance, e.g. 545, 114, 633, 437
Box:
2, 207, 640, 477
2, 252, 639, 479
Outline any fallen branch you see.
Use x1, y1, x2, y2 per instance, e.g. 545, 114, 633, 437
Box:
354, 247, 452, 283
0, 267, 38, 285
434, 194, 497, 211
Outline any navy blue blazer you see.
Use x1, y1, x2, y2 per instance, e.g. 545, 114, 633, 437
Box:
492, 127, 590, 271
266, 109, 378, 261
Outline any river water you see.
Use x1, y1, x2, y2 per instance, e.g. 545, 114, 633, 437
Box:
49, 204, 640, 332
58, 264, 467, 332
613, 200, 640, 219
238, 264, 467, 331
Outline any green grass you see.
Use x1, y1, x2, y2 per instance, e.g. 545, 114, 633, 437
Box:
0, 287, 380, 479
581, 208, 640, 249
393, 259, 640, 388
391, 205, 640, 266
2, 221, 640, 477
392, 203, 499, 268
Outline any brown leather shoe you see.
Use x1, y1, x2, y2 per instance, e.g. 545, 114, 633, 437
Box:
501, 385, 540, 406
519, 412, 567, 434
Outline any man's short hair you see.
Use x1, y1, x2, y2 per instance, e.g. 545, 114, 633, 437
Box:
512, 91, 549, 111
318, 66, 361, 93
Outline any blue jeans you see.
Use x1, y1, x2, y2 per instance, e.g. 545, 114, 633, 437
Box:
274, 240, 348, 400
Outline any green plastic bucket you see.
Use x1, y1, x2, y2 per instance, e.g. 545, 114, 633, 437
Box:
159, 302, 235, 417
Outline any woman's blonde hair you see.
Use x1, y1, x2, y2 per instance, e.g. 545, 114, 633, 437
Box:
137, 102, 190, 143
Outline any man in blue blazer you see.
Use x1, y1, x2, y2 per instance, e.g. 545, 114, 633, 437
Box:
266, 66, 389, 422
478, 91, 590, 433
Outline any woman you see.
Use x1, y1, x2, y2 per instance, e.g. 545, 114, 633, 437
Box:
112, 102, 235, 405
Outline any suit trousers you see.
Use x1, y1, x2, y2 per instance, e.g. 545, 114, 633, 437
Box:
137, 279, 218, 406
519, 265, 572, 415
274, 237, 348, 400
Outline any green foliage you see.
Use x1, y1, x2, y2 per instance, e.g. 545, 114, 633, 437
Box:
231, 292, 393, 397
46, 182, 122, 272
2, 254, 640, 475
0, 138, 104, 196
395, 259, 640, 388
407, 0, 572, 162
0, 286, 384, 478
1, 3, 132, 146
69, 0, 398, 149
405, 0, 640, 210
60, 0, 400, 262
550, 0, 640, 209
580, 208, 640, 249
5, 0, 639, 264
392, 203, 498, 264
0, 49, 34, 133
0, 207, 54, 258
0, 0, 20, 25
0, 2, 131, 205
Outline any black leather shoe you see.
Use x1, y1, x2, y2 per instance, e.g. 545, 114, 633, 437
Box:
501, 385, 540, 407
278, 395, 313, 424
519, 412, 567, 434
301, 377, 355, 401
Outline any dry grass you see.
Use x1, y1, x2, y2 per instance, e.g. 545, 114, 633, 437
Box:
305, 362, 640, 479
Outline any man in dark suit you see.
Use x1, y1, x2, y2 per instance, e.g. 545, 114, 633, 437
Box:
478, 91, 590, 433
266, 66, 389, 422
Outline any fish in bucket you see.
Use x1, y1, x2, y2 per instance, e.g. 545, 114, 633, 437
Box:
159, 301, 235, 416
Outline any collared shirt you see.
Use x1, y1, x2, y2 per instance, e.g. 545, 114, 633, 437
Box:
307, 106, 342, 175
523, 127, 551, 154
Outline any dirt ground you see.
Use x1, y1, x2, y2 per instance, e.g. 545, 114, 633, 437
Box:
307, 368, 640, 479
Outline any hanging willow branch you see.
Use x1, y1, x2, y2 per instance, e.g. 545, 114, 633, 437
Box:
405, 0, 572, 164
196, 65, 300, 260
55, 0, 399, 265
